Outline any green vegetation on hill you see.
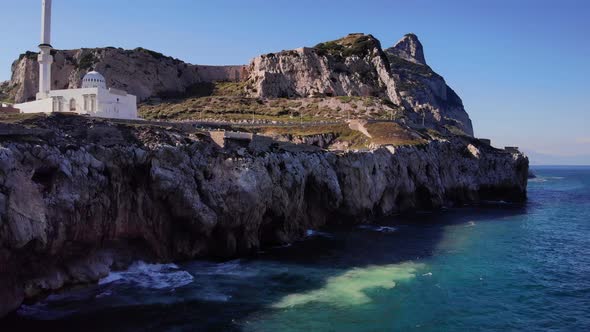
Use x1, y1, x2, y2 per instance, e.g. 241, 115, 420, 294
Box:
365, 122, 425, 146
78, 52, 97, 70
443, 124, 468, 137
385, 53, 443, 92
386, 54, 438, 78
18, 51, 38, 62
0, 82, 14, 103
139, 82, 405, 123
314, 34, 381, 58
133, 47, 168, 60
243, 121, 426, 150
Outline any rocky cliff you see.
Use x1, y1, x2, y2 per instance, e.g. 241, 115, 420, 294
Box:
247, 34, 401, 104
246, 33, 473, 136
385, 34, 473, 136
7, 48, 248, 103
0, 114, 527, 316
7, 33, 473, 135
387, 33, 426, 65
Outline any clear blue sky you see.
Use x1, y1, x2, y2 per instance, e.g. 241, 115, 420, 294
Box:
1, 0, 589, 164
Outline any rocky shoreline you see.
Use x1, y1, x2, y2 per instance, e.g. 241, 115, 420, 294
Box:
0, 114, 528, 317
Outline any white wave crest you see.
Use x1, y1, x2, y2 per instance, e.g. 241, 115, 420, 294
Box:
529, 176, 564, 183
306, 229, 333, 238
358, 225, 398, 233
99, 261, 194, 290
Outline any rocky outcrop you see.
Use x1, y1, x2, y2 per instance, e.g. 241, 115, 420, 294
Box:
387, 33, 427, 65
7, 48, 248, 103
7, 34, 473, 135
0, 114, 527, 316
384, 37, 473, 136
247, 34, 402, 104
246, 33, 474, 136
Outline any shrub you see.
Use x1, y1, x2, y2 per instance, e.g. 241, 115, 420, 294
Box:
18, 51, 38, 61
134, 47, 168, 60
79, 53, 97, 70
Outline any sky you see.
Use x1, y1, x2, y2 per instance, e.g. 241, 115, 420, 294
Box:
1, 0, 589, 164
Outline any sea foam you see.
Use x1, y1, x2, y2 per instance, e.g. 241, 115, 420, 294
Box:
99, 261, 194, 290
358, 225, 398, 233
272, 262, 424, 308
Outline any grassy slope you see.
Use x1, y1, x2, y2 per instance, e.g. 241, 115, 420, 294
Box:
139, 82, 405, 123
242, 122, 426, 150
364, 122, 426, 146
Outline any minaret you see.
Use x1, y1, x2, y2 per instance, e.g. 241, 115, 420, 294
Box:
37, 0, 53, 100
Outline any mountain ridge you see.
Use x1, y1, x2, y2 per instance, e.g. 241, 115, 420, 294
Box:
3, 33, 473, 136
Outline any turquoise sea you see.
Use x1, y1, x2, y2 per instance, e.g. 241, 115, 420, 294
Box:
4, 166, 590, 331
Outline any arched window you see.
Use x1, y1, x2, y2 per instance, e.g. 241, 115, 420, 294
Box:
69, 98, 76, 112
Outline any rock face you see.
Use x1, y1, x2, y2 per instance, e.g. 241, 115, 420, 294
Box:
7, 33, 473, 135
247, 34, 401, 104
7, 48, 248, 103
387, 33, 426, 65
0, 115, 528, 316
246, 33, 474, 136
384, 36, 473, 137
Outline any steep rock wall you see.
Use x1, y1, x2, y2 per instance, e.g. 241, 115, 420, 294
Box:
385, 35, 473, 136
0, 115, 527, 316
246, 33, 474, 136
8, 48, 248, 103
386, 33, 426, 65
247, 43, 402, 105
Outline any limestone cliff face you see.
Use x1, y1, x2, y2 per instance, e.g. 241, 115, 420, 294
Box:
385, 35, 473, 136
0, 115, 527, 316
247, 33, 474, 136
387, 33, 426, 65
7, 48, 248, 103
247, 34, 401, 104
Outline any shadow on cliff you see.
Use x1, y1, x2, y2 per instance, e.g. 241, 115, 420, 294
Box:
2, 204, 529, 331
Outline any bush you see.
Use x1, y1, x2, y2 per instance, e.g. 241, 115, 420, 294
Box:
134, 47, 167, 60
314, 35, 379, 59
79, 53, 97, 70
18, 51, 38, 61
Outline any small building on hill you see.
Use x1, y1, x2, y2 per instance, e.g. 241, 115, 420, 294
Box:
16, 71, 137, 119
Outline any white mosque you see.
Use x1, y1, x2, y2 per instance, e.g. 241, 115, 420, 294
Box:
14, 0, 138, 119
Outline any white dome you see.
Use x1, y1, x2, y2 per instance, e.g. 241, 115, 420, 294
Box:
82, 71, 107, 89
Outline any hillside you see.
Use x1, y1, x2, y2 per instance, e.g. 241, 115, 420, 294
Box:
5, 33, 473, 137
6, 47, 247, 103
246, 33, 472, 136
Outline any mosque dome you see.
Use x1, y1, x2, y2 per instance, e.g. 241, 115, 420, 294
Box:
81, 71, 107, 89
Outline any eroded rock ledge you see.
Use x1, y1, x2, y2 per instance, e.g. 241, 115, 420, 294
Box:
0, 115, 528, 316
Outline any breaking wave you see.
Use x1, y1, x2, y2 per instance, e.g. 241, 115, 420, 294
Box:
358, 225, 398, 233
529, 176, 565, 183
306, 229, 333, 238
99, 261, 194, 290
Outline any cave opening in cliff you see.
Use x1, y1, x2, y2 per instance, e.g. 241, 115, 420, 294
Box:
31, 166, 58, 192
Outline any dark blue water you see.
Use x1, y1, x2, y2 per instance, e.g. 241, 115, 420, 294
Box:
4, 167, 590, 331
